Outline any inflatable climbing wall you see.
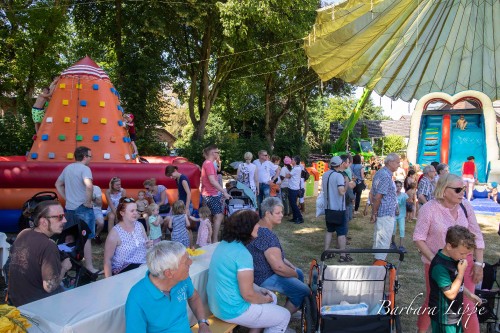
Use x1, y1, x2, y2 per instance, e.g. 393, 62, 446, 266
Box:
28, 56, 136, 163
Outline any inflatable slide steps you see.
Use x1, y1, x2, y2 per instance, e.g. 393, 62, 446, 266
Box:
419, 126, 441, 165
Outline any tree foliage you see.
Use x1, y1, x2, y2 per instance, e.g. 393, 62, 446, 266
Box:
0, 1, 395, 161
374, 134, 407, 156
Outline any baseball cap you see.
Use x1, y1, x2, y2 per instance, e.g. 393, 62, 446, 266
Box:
283, 156, 292, 165
330, 156, 343, 166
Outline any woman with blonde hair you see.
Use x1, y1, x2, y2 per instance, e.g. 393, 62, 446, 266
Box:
105, 177, 127, 233
413, 173, 485, 333
143, 178, 168, 206
237, 152, 259, 196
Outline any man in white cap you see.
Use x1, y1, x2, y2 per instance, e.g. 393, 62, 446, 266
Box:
322, 155, 355, 262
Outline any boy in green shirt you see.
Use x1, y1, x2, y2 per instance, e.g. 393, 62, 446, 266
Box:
429, 226, 482, 333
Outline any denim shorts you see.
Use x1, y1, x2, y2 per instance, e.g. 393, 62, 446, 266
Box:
65, 205, 96, 239
260, 268, 310, 308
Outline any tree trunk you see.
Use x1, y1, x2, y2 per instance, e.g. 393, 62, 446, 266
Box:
264, 75, 274, 151
193, 20, 212, 141
302, 92, 309, 139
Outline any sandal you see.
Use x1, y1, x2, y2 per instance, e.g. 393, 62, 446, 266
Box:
338, 255, 352, 263
344, 254, 354, 262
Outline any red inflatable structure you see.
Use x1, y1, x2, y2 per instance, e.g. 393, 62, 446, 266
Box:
0, 57, 201, 232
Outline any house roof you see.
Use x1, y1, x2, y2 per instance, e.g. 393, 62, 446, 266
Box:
330, 119, 411, 141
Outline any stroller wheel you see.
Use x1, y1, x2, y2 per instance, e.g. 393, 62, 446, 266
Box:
301, 294, 317, 333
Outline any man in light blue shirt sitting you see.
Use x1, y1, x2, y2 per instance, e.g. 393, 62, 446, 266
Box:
125, 241, 211, 333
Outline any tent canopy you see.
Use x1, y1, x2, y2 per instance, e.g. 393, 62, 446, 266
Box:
304, 0, 499, 102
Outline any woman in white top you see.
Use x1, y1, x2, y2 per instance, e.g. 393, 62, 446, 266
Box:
286, 156, 303, 224
237, 152, 259, 196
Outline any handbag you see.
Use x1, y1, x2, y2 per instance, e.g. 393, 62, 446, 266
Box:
324, 171, 345, 226
316, 190, 325, 217
159, 203, 170, 214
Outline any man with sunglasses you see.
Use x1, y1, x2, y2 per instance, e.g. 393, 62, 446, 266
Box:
8, 201, 72, 306
253, 150, 274, 213
55, 146, 99, 274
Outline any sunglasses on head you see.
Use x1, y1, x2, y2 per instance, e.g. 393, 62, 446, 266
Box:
447, 186, 466, 194
45, 214, 65, 221
122, 197, 135, 203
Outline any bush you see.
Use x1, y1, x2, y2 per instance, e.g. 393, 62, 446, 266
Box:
0, 113, 33, 155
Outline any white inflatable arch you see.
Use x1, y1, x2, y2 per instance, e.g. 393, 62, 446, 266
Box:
407, 90, 499, 182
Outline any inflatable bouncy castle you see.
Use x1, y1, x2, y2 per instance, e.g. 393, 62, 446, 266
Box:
0, 57, 201, 232
407, 91, 499, 183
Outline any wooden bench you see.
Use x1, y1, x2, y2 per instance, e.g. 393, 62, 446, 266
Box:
191, 316, 238, 333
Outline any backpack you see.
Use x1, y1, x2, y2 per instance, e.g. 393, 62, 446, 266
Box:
301, 168, 310, 181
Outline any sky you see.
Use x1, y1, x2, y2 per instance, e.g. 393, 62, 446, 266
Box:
354, 87, 418, 120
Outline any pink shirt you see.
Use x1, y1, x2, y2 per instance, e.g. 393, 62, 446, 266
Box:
413, 199, 484, 264
201, 160, 218, 196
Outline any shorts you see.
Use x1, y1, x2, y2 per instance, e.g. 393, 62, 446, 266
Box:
203, 194, 224, 215
65, 204, 96, 239
406, 202, 414, 212
462, 176, 475, 183
32, 107, 45, 123
129, 133, 136, 141
325, 211, 347, 236
93, 207, 104, 221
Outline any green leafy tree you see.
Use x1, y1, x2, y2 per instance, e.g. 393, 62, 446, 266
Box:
374, 134, 406, 156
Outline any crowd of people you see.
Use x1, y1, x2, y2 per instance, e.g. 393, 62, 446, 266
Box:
6, 144, 497, 333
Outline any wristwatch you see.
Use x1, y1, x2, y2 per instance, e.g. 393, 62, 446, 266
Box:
474, 261, 485, 268
198, 319, 210, 326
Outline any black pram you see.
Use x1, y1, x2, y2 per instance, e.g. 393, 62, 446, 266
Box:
55, 219, 99, 288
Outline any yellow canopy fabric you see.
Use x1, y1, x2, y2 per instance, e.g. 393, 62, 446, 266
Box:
304, 0, 500, 102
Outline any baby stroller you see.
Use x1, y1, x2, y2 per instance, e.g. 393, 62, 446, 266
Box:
225, 180, 257, 217
302, 249, 404, 333
475, 259, 500, 333
55, 219, 99, 289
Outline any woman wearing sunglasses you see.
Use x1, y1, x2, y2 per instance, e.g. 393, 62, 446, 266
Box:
413, 173, 485, 333
104, 197, 153, 278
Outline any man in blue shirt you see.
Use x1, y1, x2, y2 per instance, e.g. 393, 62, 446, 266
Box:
125, 241, 211, 333
370, 153, 400, 261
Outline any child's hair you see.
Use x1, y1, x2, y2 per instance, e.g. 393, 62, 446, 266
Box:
271, 155, 281, 163
138, 190, 146, 196
198, 206, 211, 219
146, 203, 158, 216
395, 180, 403, 187
445, 225, 476, 250
409, 182, 417, 190
172, 200, 185, 215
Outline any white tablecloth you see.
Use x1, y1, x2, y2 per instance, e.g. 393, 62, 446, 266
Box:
20, 243, 219, 333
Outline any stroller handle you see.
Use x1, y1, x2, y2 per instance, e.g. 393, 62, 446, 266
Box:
321, 248, 404, 262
